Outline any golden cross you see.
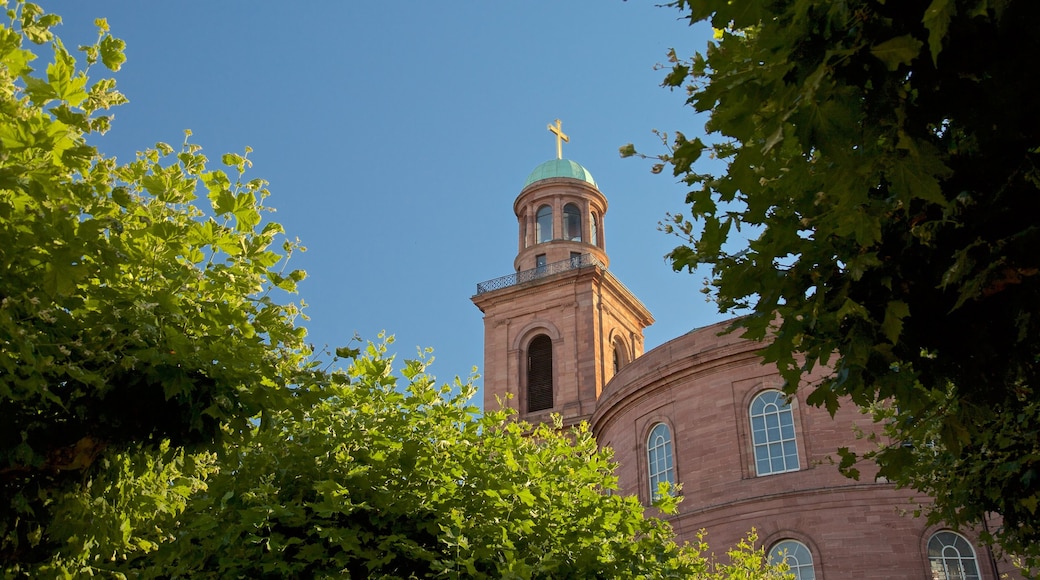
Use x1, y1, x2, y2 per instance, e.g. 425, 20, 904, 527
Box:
547, 119, 569, 159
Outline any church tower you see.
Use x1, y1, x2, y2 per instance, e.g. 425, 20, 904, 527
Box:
472, 121, 653, 426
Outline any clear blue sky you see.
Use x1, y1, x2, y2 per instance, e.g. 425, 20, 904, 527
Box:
54, 2, 723, 399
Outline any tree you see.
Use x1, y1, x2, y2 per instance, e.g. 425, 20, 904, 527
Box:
624, 0, 1040, 565
109, 338, 790, 580
0, 1, 320, 569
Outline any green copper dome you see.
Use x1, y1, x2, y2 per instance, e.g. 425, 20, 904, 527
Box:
523, 159, 596, 189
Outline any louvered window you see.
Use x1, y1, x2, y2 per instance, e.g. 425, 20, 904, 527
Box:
527, 335, 553, 412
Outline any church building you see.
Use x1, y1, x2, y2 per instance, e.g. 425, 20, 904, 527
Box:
471, 122, 1022, 580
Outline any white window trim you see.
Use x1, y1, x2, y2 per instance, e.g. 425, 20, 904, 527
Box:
749, 390, 800, 476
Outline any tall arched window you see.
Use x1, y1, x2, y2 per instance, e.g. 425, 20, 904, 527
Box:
526, 335, 553, 412
928, 531, 981, 580
536, 205, 552, 243
590, 212, 599, 247
769, 540, 815, 580
612, 336, 628, 376
563, 203, 582, 241
647, 423, 675, 499
750, 390, 799, 475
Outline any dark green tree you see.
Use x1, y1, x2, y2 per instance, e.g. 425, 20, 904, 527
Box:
625, 0, 1040, 566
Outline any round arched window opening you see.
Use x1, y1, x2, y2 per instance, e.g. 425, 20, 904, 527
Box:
526, 334, 553, 412
612, 336, 628, 376
563, 203, 582, 242
646, 422, 676, 500
928, 531, 980, 580
536, 205, 552, 243
590, 212, 599, 247
769, 540, 815, 580
749, 390, 800, 476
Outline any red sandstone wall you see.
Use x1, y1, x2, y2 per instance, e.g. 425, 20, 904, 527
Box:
474, 267, 651, 427
592, 320, 1020, 579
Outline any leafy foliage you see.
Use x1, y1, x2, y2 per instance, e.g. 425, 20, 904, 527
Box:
626, 0, 1040, 565
0, 1, 321, 570
114, 338, 791, 580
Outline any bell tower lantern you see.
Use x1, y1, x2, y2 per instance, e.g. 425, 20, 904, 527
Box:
472, 121, 653, 427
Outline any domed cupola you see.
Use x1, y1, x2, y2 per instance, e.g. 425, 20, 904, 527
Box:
523, 158, 597, 188
513, 120, 609, 272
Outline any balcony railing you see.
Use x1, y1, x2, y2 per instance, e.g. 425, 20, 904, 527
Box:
475, 253, 603, 295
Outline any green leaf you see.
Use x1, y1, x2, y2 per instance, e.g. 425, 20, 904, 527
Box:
335, 346, 360, 359
516, 488, 536, 507
23, 75, 57, 104
112, 186, 132, 207
881, 300, 910, 344
887, 155, 948, 206
99, 33, 126, 71
870, 35, 923, 71
922, 0, 955, 65
663, 63, 689, 87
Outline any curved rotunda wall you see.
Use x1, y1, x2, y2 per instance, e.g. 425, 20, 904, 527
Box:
591, 320, 1012, 579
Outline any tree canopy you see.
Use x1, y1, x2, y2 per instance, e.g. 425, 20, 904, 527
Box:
0, 1, 320, 568
108, 339, 788, 579
628, 0, 1040, 565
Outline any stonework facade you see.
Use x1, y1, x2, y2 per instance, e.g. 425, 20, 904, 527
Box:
473, 156, 1023, 579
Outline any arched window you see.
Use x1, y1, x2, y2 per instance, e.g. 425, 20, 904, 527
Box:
590, 212, 599, 246
769, 540, 815, 580
526, 334, 553, 412
647, 423, 675, 499
536, 205, 552, 243
612, 336, 628, 376
563, 203, 581, 241
750, 390, 799, 475
928, 531, 981, 580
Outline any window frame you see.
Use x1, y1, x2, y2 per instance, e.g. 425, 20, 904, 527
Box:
646, 422, 676, 500
611, 334, 628, 377
927, 531, 981, 580
535, 253, 547, 273
536, 205, 552, 243
749, 389, 800, 476
768, 539, 816, 580
563, 203, 582, 242
525, 334, 554, 413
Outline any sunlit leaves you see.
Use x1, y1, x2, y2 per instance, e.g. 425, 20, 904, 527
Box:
98, 31, 124, 71
0, 1, 318, 572
124, 341, 789, 579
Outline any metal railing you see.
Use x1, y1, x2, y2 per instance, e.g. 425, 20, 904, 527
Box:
475, 253, 603, 295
